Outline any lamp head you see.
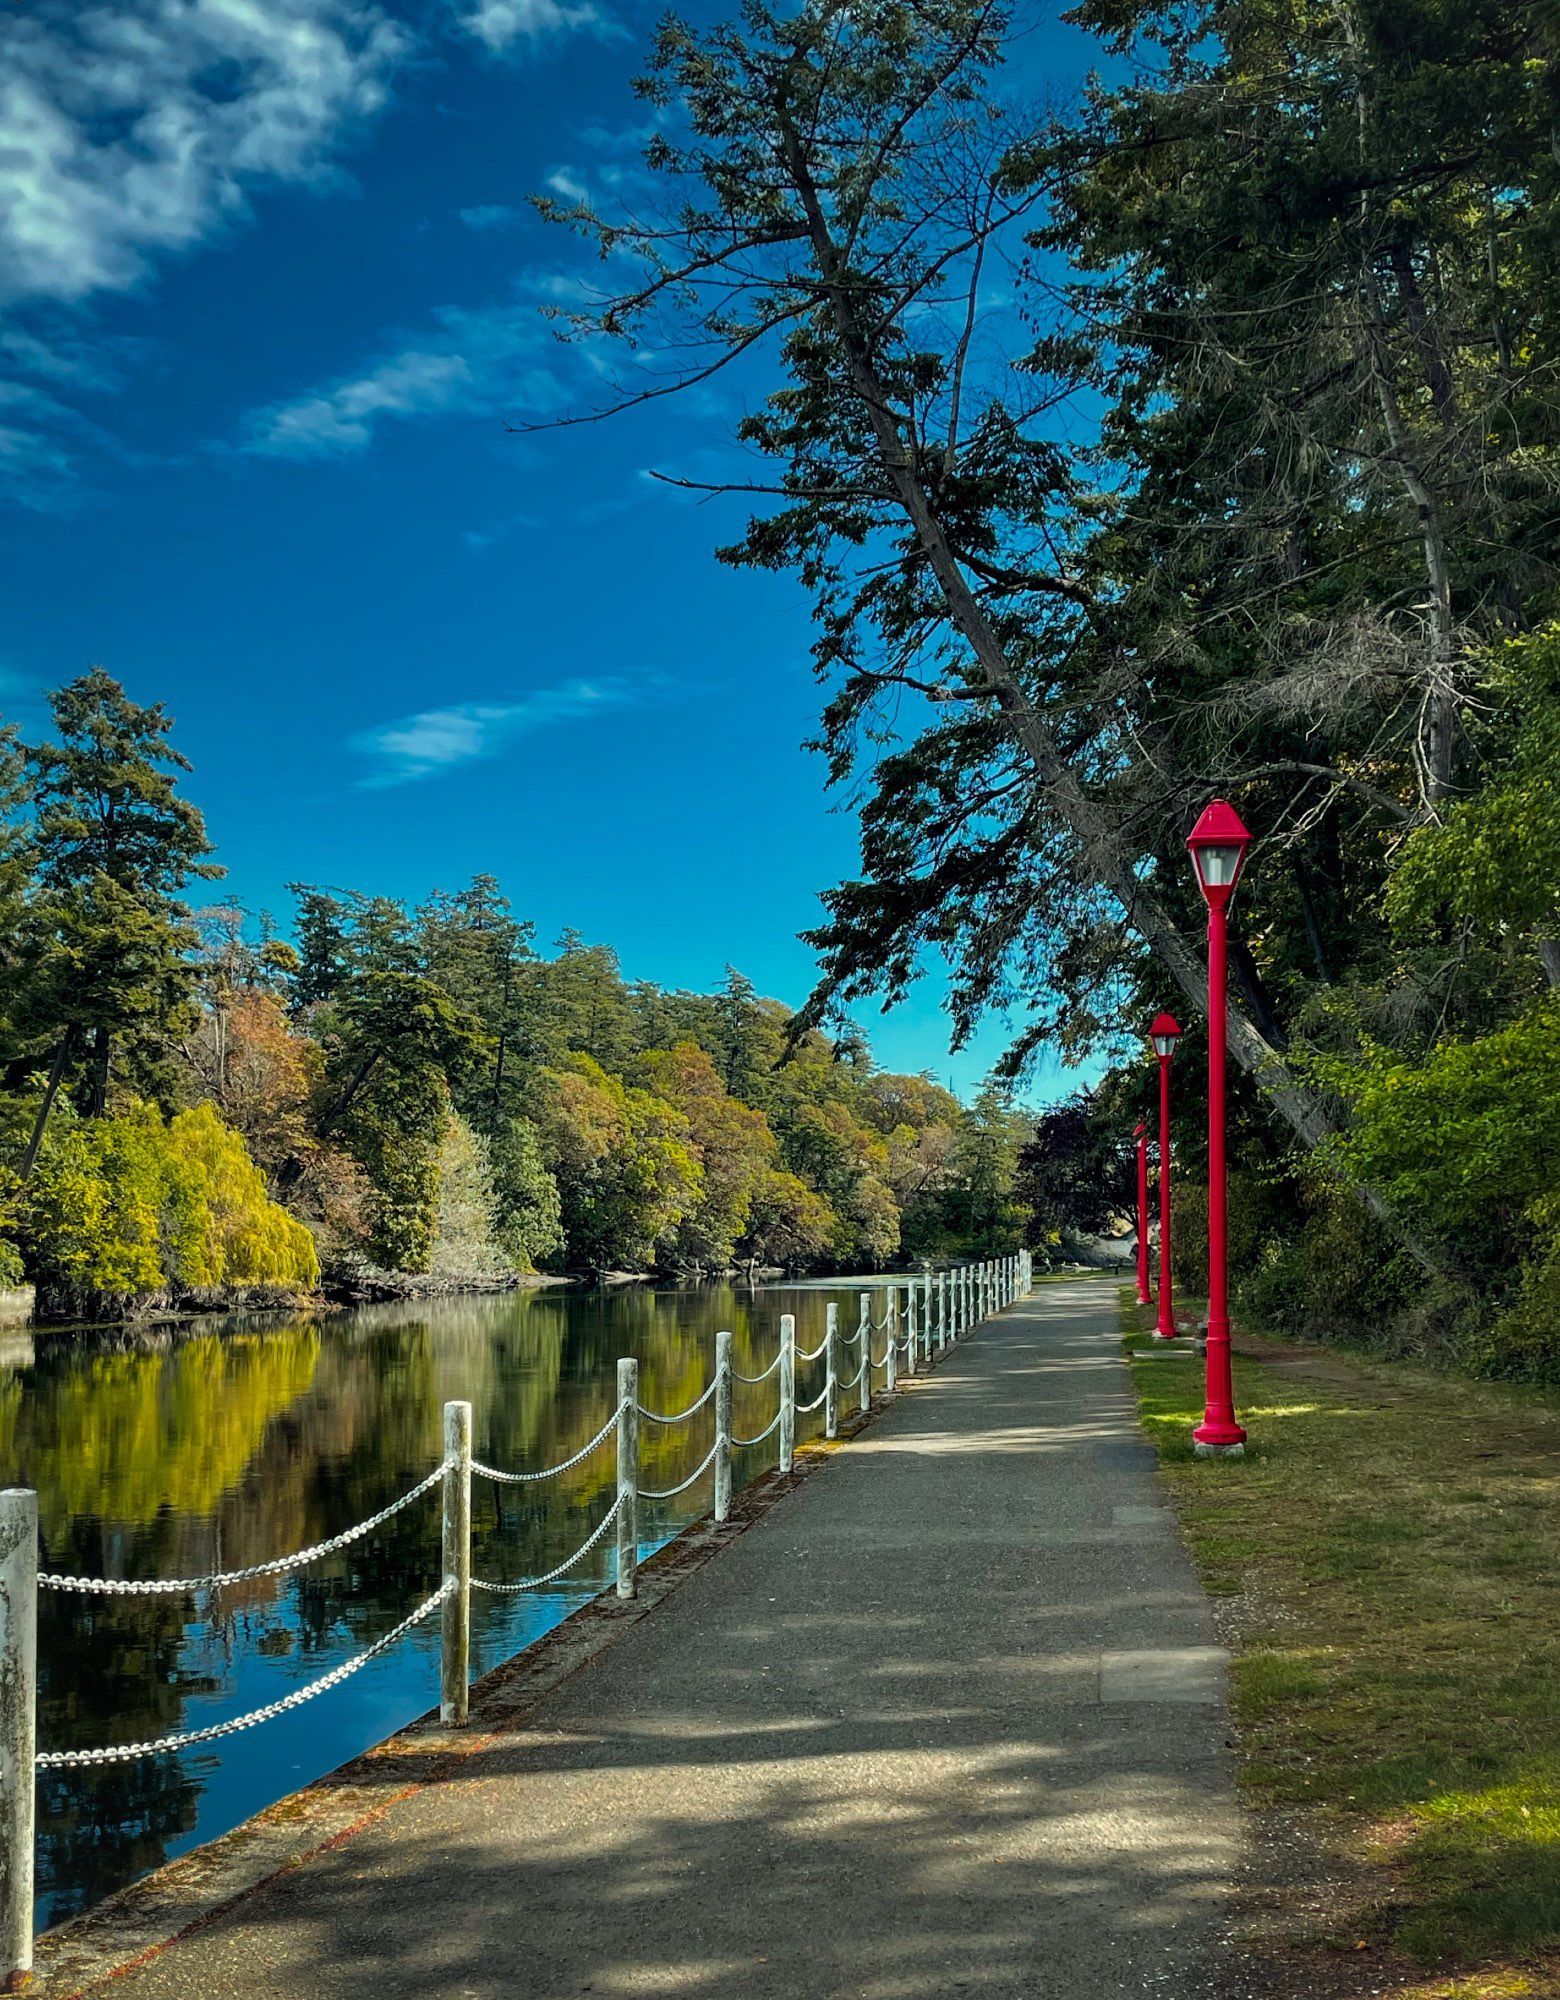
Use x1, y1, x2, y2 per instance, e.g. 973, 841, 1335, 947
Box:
1149, 1012, 1181, 1061
1186, 799, 1252, 910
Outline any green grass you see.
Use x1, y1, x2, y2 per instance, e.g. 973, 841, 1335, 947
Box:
1123, 1297, 1560, 1987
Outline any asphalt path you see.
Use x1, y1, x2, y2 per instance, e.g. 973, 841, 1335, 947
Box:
105, 1277, 1238, 2000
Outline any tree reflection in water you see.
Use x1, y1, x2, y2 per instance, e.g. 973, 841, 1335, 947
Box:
0, 1281, 862, 1928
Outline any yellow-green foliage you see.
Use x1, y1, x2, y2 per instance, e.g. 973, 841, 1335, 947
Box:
167, 1103, 319, 1287
26, 1100, 318, 1307
8, 1326, 321, 1537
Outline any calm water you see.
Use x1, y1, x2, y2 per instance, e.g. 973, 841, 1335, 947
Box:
0, 1281, 869, 1930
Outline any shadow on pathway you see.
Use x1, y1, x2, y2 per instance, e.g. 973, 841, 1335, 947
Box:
104, 1279, 1241, 2000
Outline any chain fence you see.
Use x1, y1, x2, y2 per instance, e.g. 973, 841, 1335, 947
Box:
471, 1501, 623, 1596
35, 1585, 451, 1769
638, 1439, 721, 1501
472, 1402, 624, 1487
2, 1252, 1030, 1987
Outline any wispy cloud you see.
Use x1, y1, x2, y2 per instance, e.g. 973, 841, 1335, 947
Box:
241, 287, 581, 458
455, 0, 618, 54
462, 510, 542, 552
458, 204, 524, 232
0, 335, 150, 509
351, 678, 643, 786
0, 0, 407, 308
239, 268, 610, 459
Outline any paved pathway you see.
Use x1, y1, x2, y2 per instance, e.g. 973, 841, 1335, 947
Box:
105, 1278, 1239, 1999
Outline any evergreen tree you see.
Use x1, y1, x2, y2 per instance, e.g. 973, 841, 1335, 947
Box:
30, 669, 220, 1118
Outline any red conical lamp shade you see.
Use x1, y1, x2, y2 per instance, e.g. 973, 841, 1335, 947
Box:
1186, 800, 1252, 908
1149, 1012, 1180, 1060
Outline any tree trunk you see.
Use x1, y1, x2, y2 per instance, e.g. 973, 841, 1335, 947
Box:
776, 100, 1449, 1277
89, 1024, 110, 1119
20, 1026, 78, 1181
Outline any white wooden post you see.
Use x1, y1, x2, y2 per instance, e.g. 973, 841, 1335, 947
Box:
825, 1302, 840, 1440
1, 1488, 37, 1993
440, 1400, 472, 1726
616, 1358, 639, 1599
904, 1281, 918, 1375
714, 1331, 733, 1522
858, 1292, 872, 1413
779, 1314, 796, 1475
937, 1271, 947, 1352
884, 1289, 898, 1394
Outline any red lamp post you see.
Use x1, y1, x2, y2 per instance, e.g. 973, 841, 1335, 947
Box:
1149, 1014, 1180, 1339
1134, 1122, 1151, 1306
1186, 800, 1253, 1455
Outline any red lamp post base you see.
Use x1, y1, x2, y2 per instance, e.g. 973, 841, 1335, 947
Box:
1192, 1420, 1246, 1455
1135, 1281, 1152, 1306
1152, 1326, 1179, 1341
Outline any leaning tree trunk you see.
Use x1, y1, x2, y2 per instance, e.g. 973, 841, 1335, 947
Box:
777, 104, 1449, 1277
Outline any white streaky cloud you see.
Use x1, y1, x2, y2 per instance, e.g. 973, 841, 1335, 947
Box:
458, 204, 523, 231
248, 349, 476, 457
458, 0, 619, 51
543, 169, 590, 204
352, 680, 639, 786
240, 283, 592, 458
0, 0, 407, 307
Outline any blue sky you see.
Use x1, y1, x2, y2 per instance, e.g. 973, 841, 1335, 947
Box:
0, 0, 1106, 1101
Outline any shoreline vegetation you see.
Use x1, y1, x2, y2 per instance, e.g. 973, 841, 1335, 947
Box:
0, 670, 1037, 1330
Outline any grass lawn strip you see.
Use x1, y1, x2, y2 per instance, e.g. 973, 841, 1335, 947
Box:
1122, 1294, 1559, 1998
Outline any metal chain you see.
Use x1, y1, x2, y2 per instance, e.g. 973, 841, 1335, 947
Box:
472, 1402, 624, 1487
731, 1409, 781, 1448
638, 1378, 717, 1426
731, 1353, 781, 1385
35, 1584, 451, 1768
794, 1336, 829, 1363
37, 1463, 451, 1598
794, 1384, 828, 1414
638, 1439, 720, 1500
470, 1499, 622, 1595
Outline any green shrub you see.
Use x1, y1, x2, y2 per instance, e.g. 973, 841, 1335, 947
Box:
25, 1100, 317, 1312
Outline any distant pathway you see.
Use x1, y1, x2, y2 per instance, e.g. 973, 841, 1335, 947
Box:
102, 1279, 1240, 1999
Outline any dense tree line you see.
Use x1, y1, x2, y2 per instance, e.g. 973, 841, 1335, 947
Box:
0, 671, 1031, 1317
536, 0, 1560, 1380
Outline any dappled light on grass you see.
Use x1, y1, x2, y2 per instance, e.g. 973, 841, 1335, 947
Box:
1397, 1766, 1560, 1964
1120, 1287, 1560, 1984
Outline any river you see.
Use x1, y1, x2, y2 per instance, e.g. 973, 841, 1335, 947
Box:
0, 1280, 872, 1930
